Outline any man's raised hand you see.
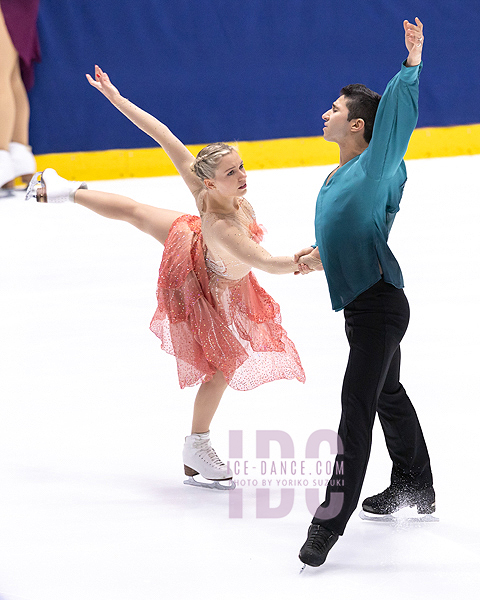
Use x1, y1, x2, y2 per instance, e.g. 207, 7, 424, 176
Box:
404, 18, 424, 67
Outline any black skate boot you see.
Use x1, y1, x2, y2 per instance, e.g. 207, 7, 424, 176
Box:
362, 483, 435, 515
299, 524, 339, 567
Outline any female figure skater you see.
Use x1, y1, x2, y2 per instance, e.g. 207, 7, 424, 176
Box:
26, 65, 306, 490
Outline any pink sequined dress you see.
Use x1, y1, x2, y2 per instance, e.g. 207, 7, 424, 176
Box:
150, 198, 305, 390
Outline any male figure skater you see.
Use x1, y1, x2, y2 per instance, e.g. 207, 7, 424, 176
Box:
296, 18, 434, 567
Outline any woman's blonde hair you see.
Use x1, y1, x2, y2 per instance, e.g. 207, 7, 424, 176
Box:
191, 142, 237, 182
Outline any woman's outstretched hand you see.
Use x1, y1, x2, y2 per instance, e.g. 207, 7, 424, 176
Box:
86, 65, 121, 103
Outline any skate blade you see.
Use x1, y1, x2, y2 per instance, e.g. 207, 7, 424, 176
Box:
183, 475, 236, 491
25, 171, 46, 202
359, 509, 439, 523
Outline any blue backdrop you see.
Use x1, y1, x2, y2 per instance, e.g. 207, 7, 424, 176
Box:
29, 0, 480, 155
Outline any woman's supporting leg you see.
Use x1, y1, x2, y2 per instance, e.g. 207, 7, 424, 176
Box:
191, 370, 228, 433
183, 370, 233, 484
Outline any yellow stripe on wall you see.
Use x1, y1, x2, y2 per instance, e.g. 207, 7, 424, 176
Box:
404, 123, 480, 160
35, 123, 480, 181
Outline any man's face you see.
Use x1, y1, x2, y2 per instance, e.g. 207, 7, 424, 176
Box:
321, 95, 352, 143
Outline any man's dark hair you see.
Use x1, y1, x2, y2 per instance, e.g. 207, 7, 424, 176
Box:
340, 84, 381, 144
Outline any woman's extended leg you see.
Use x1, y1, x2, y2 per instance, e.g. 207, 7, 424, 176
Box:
74, 188, 185, 245
27, 169, 186, 244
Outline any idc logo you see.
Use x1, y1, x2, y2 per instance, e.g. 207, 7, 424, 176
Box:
227, 430, 344, 519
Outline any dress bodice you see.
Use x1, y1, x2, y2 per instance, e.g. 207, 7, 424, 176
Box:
200, 198, 264, 281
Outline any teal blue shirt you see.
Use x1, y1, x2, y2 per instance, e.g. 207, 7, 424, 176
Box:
315, 62, 422, 311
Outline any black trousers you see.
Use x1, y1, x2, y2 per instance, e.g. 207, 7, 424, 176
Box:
312, 279, 433, 535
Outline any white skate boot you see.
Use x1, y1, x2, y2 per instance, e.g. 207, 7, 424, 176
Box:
25, 168, 87, 203
183, 431, 235, 490
8, 142, 37, 187
0, 149, 15, 188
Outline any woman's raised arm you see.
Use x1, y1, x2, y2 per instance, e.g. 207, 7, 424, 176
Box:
86, 65, 202, 197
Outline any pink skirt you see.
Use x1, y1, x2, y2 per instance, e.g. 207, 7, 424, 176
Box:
150, 214, 305, 390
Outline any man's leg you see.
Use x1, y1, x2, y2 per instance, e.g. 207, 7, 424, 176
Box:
313, 281, 410, 534
360, 345, 434, 515
377, 347, 433, 489
299, 282, 411, 566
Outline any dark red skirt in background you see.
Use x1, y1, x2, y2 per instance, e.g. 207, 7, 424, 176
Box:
1, 0, 41, 89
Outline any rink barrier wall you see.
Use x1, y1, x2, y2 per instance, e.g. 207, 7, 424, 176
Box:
34, 123, 480, 182
31, 1, 480, 156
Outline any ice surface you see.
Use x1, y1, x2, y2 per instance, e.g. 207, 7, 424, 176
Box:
0, 156, 479, 599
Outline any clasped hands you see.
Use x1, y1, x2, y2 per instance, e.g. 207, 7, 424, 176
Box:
294, 246, 324, 275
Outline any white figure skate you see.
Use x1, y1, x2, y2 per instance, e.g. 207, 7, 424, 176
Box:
25, 168, 87, 203
11, 142, 36, 185
0, 149, 15, 189
183, 431, 235, 491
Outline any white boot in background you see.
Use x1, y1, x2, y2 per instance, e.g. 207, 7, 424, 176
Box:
9, 142, 37, 181
25, 168, 87, 203
0, 149, 15, 188
183, 431, 235, 490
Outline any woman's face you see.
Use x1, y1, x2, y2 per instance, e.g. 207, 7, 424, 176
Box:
208, 151, 247, 197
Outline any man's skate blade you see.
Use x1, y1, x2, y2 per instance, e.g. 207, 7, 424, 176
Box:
183, 475, 236, 491
359, 509, 438, 523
